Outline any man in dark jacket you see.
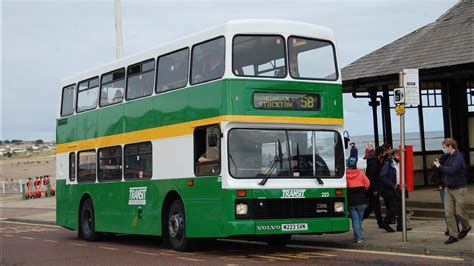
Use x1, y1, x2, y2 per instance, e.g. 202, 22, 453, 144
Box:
431, 153, 460, 236
349, 142, 358, 165
378, 154, 400, 233
362, 146, 386, 228
433, 138, 471, 244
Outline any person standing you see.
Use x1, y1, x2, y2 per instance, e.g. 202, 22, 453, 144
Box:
391, 149, 412, 231
431, 153, 461, 236
346, 157, 370, 243
363, 142, 375, 160
363, 146, 385, 228
433, 138, 471, 244
378, 151, 399, 233
350, 142, 359, 165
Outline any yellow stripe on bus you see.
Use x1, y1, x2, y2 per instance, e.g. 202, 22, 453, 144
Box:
56, 115, 343, 153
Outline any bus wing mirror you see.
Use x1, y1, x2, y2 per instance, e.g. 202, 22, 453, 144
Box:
208, 134, 218, 147
343, 131, 350, 149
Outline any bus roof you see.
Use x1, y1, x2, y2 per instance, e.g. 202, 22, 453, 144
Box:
61, 19, 337, 86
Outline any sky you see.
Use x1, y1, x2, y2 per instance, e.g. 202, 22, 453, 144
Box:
1, 0, 457, 141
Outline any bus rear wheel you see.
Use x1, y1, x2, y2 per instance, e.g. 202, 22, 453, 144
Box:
265, 234, 292, 248
79, 198, 100, 241
167, 199, 194, 251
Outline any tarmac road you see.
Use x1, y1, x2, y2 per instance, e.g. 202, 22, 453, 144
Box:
0, 221, 470, 265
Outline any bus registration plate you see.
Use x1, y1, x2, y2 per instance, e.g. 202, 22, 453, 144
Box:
281, 223, 308, 231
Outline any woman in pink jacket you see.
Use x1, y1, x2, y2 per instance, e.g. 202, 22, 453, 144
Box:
346, 157, 371, 243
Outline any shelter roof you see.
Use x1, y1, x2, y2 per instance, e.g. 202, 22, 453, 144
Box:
342, 0, 473, 89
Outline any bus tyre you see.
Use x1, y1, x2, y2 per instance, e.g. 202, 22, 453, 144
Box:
168, 199, 194, 251
79, 198, 100, 241
265, 234, 292, 248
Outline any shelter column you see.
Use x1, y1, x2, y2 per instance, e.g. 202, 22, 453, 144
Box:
381, 86, 393, 147
368, 87, 380, 147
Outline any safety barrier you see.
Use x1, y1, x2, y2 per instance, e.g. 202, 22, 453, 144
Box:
1, 180, 23, 194
21, 176, 55, 200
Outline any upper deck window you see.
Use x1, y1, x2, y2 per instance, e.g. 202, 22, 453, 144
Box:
126, 59, 155, 100
100, 68, 125, 107
233, 35, 286, 78
288, 37, 338, 81
77, 77, 99, 113
61, 84, 75, 117
157, 48, 189, 92
191, 37, 225, 85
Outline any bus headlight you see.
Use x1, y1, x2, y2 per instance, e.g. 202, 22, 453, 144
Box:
236, 203, 248, 215
334, 202, 345, 213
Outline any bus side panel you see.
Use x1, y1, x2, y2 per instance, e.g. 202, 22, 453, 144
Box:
119, 180, 162, 236
93, 182, 127, 234
56, 115, 77, 144
56, 179, 77, 229
153, 87, 188, 127
76, 111, 98, 142
181, 176, 224, 237
187, 80, 225, 121
124, 97, 155, 134
97, 104, 124, 140
56, 181, 95, 230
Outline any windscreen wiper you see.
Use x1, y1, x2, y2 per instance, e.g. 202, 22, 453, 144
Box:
313, 170, 324, 185
259, 139, 283, 186
296, 143, 323, 185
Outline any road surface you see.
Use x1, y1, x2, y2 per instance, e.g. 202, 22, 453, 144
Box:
0, 221, 469, 265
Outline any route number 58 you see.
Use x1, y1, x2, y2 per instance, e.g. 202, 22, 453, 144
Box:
300, 96, 314, 108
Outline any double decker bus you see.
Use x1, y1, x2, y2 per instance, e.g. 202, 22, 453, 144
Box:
56, 20, 348, 251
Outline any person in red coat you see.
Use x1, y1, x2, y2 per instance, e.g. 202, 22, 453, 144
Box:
346, 157, 370, 243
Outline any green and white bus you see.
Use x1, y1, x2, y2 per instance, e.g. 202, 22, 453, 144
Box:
56, 20, 348, 251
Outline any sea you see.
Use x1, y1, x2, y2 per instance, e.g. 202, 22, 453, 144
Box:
346, 130, 444, 169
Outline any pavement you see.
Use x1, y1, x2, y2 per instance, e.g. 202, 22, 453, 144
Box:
1, 185, 473, 260
0, 194, 55, 224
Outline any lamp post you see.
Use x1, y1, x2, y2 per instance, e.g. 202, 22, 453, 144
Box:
114, 0, 124, 59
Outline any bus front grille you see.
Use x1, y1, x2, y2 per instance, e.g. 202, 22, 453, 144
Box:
235, 198, 346, 220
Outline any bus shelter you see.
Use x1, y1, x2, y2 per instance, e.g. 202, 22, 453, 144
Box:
341, 0, 473, 186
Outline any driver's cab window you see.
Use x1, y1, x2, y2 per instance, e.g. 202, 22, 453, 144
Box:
194, 125, 221, 176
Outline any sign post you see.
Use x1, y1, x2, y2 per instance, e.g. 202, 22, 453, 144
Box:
397, 69, 419, 242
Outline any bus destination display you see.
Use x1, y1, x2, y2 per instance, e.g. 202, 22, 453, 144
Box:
254, 93, 321, 111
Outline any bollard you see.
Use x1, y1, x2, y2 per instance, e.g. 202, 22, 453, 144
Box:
22, 183, 26, 200
2, 181, 5, 194
20, 179, 23, 193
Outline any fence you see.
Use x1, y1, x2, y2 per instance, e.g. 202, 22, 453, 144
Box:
2, 179, 56, 199
1, 180, 23, 194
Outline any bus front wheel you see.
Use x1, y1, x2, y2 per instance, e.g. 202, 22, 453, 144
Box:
168, 199, 194, 251
79, 198, 100, 241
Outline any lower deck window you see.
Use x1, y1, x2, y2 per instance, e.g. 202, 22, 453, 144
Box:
77, 150, 97, 183
98, 146, 122, 182
69, 152, 76, 182
124, 142, 152, 179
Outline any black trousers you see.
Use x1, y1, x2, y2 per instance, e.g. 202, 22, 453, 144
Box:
382, 191, 402, 229
363, 193, 383, 226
